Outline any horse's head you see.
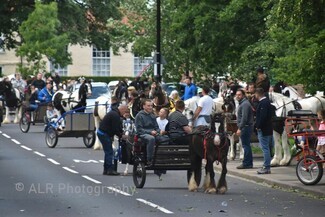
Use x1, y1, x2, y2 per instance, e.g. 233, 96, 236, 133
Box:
221, 95, 236, 113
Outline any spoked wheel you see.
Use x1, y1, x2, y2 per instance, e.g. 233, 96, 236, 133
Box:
133, 161, 146, 188
45, 126, 58, 148
19, 112, 31, 133
83, 131, 96, 148
296, 155, 323, 185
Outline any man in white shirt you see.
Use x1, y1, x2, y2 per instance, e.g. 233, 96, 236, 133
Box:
193, 86, 214, 127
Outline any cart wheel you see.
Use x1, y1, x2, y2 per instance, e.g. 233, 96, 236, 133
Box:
133, 161, 146, 188
46, 127, 58, 148
83, 131, 95, 148
296, 155, 323, 185
19, 113, 31, 133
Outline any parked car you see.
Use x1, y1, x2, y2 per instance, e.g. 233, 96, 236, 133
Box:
74, 82, 111, 113
108, 80, 132, 93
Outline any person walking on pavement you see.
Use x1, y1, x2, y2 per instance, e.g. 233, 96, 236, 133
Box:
181, 76, 197, 100
255, 88, 273, 174
235, 89, 254, 169
97, 105, 129, 175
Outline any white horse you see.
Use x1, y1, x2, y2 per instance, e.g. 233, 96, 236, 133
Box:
269, 92, 325, 166
0, 81, 23, 124
93, 96, 111, 150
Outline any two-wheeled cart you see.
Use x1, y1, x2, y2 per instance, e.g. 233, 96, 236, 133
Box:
45, 109, 95, 148
285, 110, 325, 185
131, 135, 193, 188
19, 103, 48, 133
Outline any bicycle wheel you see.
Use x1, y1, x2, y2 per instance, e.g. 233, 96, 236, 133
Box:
19, 112, 31, 133
45, 126, 58, 148
133, 161, 146, 188
296, 155, 323, 185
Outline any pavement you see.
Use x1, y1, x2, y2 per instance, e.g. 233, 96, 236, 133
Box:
219, 155, 325, 198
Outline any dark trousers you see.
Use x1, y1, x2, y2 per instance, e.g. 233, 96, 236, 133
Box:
240, 125, 253, 167
97, 131, 113, 171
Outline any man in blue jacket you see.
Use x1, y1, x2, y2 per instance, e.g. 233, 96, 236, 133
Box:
38, 81, 54, 103
255, 88, 274, 174
181, 76, 197, 100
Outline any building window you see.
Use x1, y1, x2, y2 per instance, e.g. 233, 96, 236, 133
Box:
134, 55, 152, 77
49, 62, 68, 76
92, 47, 110, 76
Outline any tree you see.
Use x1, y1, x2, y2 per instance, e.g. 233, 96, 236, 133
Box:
16, 1, 70, 75
111, 0, 267, 81
235, 0, 325, 93
0, 0, 122, 50
0, 0, 34, 50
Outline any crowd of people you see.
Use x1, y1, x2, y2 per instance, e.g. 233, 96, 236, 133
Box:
1, 67, 324, 175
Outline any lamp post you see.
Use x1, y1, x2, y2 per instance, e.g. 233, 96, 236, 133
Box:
156, 0, 161, 83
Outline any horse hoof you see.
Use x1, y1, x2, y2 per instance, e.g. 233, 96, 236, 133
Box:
218, 186, 227, 194
270, 159, 280, 166
188, 187, 198, 192
123, 172, 128, 176
205, 188, 217, 194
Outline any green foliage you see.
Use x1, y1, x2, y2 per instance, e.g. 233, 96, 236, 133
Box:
16, 2, 71, 76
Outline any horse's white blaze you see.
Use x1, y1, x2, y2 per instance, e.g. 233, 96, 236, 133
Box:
214, 135, 221, 146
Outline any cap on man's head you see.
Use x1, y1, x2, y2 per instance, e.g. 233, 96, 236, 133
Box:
127, 86, 136, 91
256, 67, 264, 73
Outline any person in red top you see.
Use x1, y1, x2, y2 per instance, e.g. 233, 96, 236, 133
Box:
316, 110, 325, 158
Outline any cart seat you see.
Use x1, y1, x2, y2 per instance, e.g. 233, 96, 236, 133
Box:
287, 110, 316, 117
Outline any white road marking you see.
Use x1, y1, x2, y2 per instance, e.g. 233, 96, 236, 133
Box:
107, 187, 131, 196
82, 175, 102, 184
73, 159, 100, 163
11, 139, 21, 144
20, 145, 32, 151
62, 167, 79, 174
2, 133, 11, 138
136, 198, 174, 214
33, 151, 46, 157
47, 158, 60, 165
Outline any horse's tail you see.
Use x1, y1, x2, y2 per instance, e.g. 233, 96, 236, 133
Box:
94, 101, 99, 117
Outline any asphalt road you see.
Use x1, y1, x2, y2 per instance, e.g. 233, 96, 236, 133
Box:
1, 124, 324, 217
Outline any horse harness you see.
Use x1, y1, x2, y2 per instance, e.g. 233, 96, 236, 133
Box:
193, 128, 228, 165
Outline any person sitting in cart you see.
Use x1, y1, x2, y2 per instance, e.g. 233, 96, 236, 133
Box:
28, 84, 39, 111
38, 81, 54, 103
167, 100, 192, 145
316, 110, 325, 163
134, 99, 161, 165
46, 103, 64, 130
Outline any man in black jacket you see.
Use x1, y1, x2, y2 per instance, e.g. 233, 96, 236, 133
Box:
255, 88, 273, 174
97, 105, 129, 175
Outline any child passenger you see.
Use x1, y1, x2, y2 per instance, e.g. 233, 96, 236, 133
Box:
316, 110, 325, 162
46, 103, 64, 130
156, 108, 169, 135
